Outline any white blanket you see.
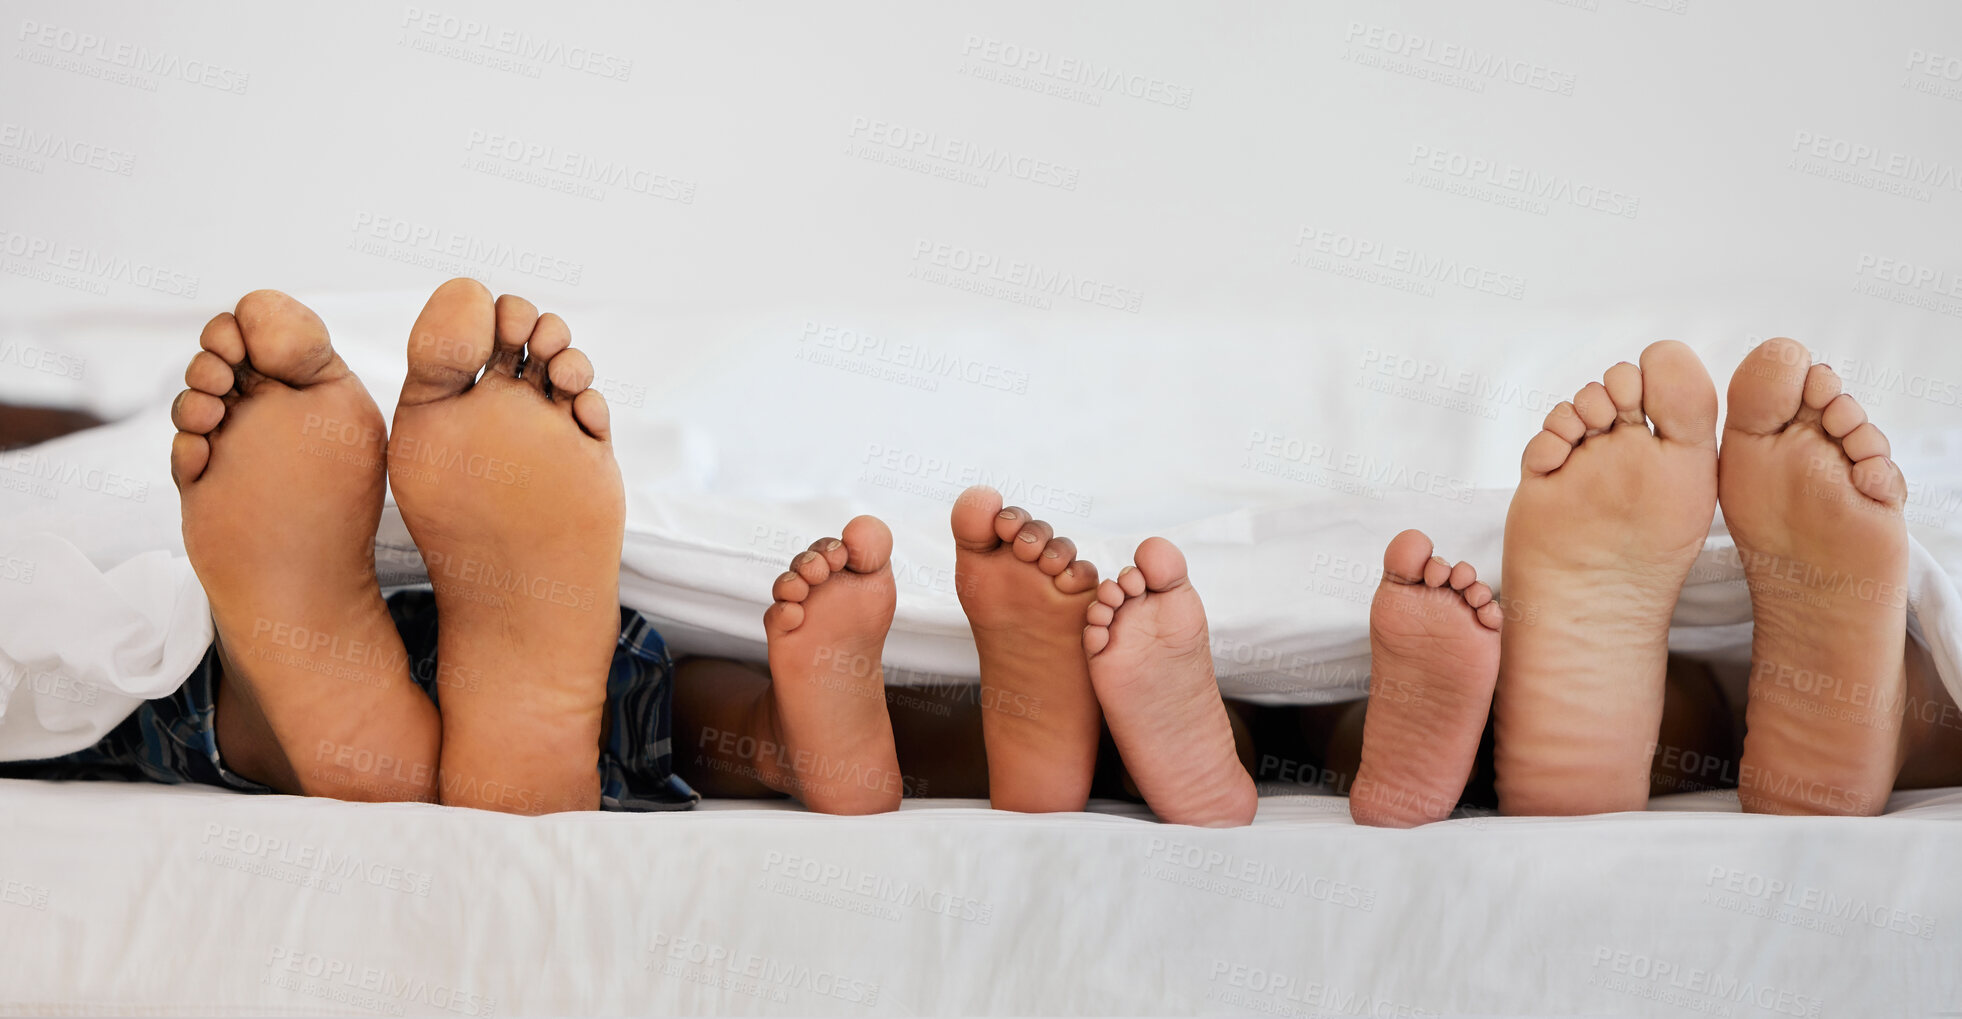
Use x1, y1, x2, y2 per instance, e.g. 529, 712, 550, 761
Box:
2, 396, 1960, 759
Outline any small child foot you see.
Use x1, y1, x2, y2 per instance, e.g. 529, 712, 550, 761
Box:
952, 486, 1103, 812
1084, 538, 1255, 827
761, 516, 903, 814
1351, 530, 1501, 827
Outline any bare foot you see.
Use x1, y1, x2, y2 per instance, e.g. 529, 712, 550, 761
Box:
1084, 538, 1255, 826
1352, 530, 1502, 827
759, 516, 903, 814
1721, 338, 1908, 815
388, 279, 622, 815
1492, 342, 1718, 815
171, 291, 437, 801
952, 486, 1103, 812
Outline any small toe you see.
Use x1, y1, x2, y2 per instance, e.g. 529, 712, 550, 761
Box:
764, 600, 806, 637
772, 571, 811, 603
184, 351, 235, 395
1083, 624, 1111, 656
198, 312, 246, 364
571, 388, 610, 441
171, 389, 225, 434
809, 537, 849, 573
1382, 528, 1434, 584
547, 347, 594, 397
1542, 402, 1585, 443
1116, 566, 1146, 598
1464, 582, 1493, 609
790, 549, 832, 586
1574, 382, 1616, 433
490, 294, 539, 377
1056, 560, 1099, 594
1603, 362, 1644, 426
1012, 519, 1054, 563
993, 505, 1032, 544
1522, 430, 1575, 475
1475, 601, 1505, 631
1423, 556, 1451, 587
169, 431, 210, 488
1086, 601, 1115, 627
1802, 363, 1843, 412
522, 313, 572, 392
1821, 394, 1867, 439
840, 515, 893, 573
1448, 561, 1476, 591
1851, 456, 1907, 508
951, 486, 1006, 552
1037, 537, 1076, 576
1096, 579, 1126, 608
1841, 422, 1891, 462
1131, 537, 1189, 592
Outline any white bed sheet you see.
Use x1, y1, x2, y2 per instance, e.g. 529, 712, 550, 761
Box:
2, 388, 1960, 759
2, 778, 1960, 1016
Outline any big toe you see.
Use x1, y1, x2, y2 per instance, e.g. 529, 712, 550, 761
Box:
951, 485, 1006, 552
1382, 529, 1434, 583
840, 515, 894, 573
1725, 337, 1811, 436
1639, 339, 1718, 446
1131, 537, 1189, 592
401, 278, 496, 406
232, 290, 344, 387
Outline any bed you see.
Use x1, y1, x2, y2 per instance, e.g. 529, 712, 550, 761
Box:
5, 1, 1962, 1014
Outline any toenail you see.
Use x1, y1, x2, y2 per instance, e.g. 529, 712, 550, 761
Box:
824, 539, 842, 551
1043, 549, 1060, 558
1019, 532, 1039, 542
795, 551, 816, 564
998, 509, 1017, 519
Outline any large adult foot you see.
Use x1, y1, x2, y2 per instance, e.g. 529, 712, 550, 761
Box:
1084, 538, 1255, 826
389, 279, 623, 815
952, 486, 1104, 812
1722, 338, 1908, 815
171, 291, 438, 801
1351, 530, 1502, 827
1492, 342, 1719, 815
759, 516, 904, 814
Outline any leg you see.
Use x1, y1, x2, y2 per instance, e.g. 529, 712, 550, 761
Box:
171, 291, 437, 801
675, 660, 991, 803
1894, 641, 1962, 790
1492, 342, 1719, 815
1350, 530, 1502, 827
951, 486, 1104, 812
388, 280, 622, 814
1084, 537, 1256, 827
1721, 339, 1908, 815
1646, 656, 1739, 797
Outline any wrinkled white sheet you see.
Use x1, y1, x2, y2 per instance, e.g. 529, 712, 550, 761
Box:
2, 394, 1960, 757
2, 779, 1961, 1015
